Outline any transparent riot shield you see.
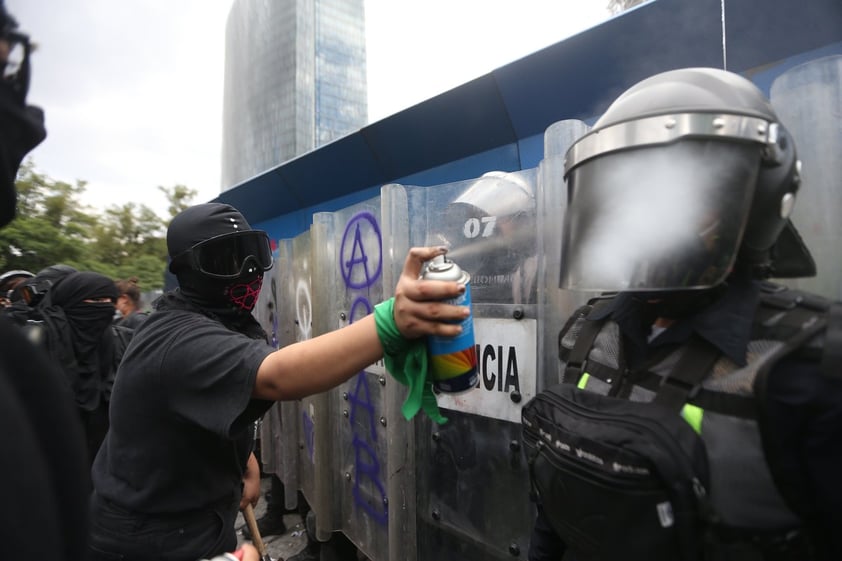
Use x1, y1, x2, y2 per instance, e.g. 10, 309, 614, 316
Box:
770, 55, 842, 300
307, 196, 402, 560
287, 231, 319, 520
382, 170, 540, 561
536, 119, 592, 390
271, 238, 303, 510
251, 248, 283, 480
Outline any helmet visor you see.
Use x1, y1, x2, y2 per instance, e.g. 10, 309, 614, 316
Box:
560, 140, 759, 291
178, 230, 273, 279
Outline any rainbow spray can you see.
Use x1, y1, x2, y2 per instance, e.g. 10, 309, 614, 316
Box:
422, 255, 478, 393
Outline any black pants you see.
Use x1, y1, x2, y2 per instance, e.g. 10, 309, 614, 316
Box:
87, 492, 239, 561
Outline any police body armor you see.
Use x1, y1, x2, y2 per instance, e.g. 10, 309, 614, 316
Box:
522, 282, 836, 561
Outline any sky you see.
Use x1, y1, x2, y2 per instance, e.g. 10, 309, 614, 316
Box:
6, 0, 611, 218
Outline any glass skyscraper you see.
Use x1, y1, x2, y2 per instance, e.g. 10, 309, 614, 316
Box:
221, 0, 367, 190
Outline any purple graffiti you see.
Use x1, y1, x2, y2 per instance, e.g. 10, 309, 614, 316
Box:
302, 410, 315, 464
340, 211, 383, 289
349, 296, 373, 324
351, 433, 389, 526
349, 372, 377, 441
340, 210, 388, 527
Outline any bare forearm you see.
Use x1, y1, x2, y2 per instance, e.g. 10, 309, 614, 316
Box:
253, 315, 383, 400
252, 246, 468, 402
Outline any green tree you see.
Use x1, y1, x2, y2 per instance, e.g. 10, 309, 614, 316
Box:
159, 184, 197, 220
1, 161, 196, 291
0, 161, 92, 273
86, 202, 168, 290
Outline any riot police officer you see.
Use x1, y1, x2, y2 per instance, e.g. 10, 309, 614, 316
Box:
526, 67, 841, 561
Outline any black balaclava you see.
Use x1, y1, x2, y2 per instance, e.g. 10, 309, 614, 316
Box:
38, 271, 119, 412
0, 8, 47, 227
167, 203, 265, 317
47, 271, 118, 352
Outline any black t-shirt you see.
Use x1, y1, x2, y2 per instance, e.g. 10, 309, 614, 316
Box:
91, 308, 274, 514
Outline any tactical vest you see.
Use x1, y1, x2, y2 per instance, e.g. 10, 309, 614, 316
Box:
522, 282, 837, 561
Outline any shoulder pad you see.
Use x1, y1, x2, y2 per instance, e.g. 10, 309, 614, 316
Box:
757, 282, 841, 379
758, 281, 831, 312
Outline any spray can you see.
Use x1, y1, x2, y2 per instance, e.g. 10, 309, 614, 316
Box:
422, 255, 478, 393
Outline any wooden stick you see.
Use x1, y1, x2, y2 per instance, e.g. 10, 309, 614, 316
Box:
242, 503, 276, 561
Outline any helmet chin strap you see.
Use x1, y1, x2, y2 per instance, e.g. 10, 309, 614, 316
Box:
634, 282, 729, 320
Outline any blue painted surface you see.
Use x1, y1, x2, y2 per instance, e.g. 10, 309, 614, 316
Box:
214, 0, 842, 241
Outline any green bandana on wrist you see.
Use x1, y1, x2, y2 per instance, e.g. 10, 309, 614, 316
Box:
374, 297, 447, 424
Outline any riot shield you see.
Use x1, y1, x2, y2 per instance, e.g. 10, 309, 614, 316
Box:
251, 248, 283, 479
770, 55, 842, 300
288, 231, 318, 520
273, 238, 303, 510
536, 119, 593, 389
307, 196, 399, 558
383, 170, 540, 561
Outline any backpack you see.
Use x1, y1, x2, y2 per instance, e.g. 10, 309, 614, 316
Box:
521, 282, 837, 561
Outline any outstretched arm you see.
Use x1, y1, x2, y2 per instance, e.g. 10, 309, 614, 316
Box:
253, 246, 468, 401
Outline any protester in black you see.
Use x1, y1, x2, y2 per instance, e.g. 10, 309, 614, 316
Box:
89, 202, 468, 561
35, 270, 120, 464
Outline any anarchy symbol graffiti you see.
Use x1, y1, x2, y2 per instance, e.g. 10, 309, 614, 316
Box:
340, 211, 383, 290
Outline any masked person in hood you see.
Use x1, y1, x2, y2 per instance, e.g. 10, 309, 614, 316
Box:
89, 202, 469, 561
524, 68, 842, 561
29, 271, 119, 465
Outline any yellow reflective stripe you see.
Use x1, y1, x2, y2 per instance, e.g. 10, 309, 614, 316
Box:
681, 403, 704, 434
577, 371, 703, 433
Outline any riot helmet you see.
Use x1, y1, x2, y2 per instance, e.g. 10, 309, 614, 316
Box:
10, 263, 76, 306
168, 203, 273, 312
560, 67, 807, 292
0, 268, 32, 305
0, 268, 32, 289
439, 171, 537, 302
